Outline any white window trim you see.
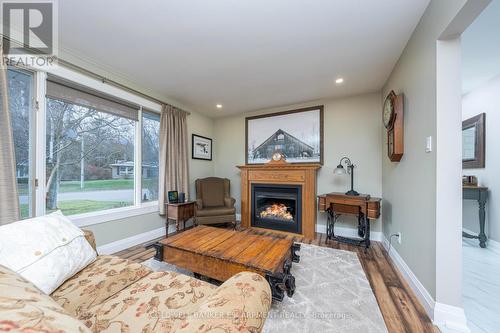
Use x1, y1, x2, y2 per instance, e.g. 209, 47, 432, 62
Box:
14, 63, 163, 224
70, 201, 159, 227
134, 107, 143, 205
35, 71, 47, 217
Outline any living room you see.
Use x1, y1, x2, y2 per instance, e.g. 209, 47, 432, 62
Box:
0, 1, 496, 333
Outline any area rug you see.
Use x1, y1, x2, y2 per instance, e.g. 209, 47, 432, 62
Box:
143, 243, 388, 333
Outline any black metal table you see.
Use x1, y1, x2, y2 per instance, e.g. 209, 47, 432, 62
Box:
462, 185, 488, 248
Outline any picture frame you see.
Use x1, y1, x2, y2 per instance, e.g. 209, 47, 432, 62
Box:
192, 134, 212, 161
168, 190, 179, 203
245, 106, 324, 165
462, 113, 485, 169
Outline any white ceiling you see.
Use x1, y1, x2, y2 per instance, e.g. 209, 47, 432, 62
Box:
462, 0, 500, 94
58, 0, 430, 117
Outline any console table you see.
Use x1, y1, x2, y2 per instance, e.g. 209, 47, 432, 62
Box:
318, 193, 381, 249
463, 185, 488, 248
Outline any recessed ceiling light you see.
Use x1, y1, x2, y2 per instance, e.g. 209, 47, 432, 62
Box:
216, 104, 223, 109
335, 78, 344, 84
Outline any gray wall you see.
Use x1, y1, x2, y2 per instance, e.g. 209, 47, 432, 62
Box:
382, 0, 468, 299
213, 93, 383, 233
85, 212, 164, 246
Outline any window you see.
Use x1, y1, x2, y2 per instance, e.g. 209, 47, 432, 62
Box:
45, 97, 136, 216
6, 68, 161, 222
141, 111, 160, 202
7, 69, 35, 219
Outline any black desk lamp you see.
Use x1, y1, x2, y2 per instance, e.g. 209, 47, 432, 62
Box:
333, 157, 359, 196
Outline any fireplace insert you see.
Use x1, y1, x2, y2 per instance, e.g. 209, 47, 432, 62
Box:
251, 184, 302, 233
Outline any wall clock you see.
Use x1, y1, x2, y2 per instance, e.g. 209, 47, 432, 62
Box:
383, 91, 404, 162
272, 151, 285, 161
383, 91, 396, 129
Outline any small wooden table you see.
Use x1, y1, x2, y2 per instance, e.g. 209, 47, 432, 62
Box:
164, 201, 196, 237
159, 226, 300, 302
463, 185, 489, 248
318, 192, 381, 249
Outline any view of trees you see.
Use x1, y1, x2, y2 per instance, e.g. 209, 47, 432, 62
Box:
45, 98, 135, 210
8, 69, 33, 218
141, 112, 160, 202
8, 70, 31, 179
8, 68, 160, 217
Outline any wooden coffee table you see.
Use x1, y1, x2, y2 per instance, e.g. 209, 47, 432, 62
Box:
158, 226, 300, 301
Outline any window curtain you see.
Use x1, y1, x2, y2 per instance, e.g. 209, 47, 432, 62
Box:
0, 42, 21, 225
158, 104, 189, 215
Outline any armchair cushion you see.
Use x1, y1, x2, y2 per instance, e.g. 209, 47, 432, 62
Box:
199, 178, 225, 207
196, 206, 236, 217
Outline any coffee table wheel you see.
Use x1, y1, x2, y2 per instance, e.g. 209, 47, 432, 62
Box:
358, 225, 365, 238
284, 274, 295, 298
291, 243, 301, 263
266, 259, 296, 302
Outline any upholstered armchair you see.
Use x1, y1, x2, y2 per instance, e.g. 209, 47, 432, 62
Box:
195, 177, 236, 226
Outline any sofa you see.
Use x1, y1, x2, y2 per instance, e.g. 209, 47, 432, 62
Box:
0, 231, 272, 333
195, 177, 237, 226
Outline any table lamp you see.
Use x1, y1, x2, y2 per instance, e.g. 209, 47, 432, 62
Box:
333, 157, 359, 196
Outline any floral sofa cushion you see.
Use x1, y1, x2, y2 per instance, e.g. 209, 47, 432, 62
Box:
0, 264, 91, 333
51, 255, 152, 317
78, 270, 218, 332
177, 272, 272, 333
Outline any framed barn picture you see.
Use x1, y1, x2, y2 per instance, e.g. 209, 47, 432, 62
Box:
192, 134, 212, 161
245, 106, 324, 165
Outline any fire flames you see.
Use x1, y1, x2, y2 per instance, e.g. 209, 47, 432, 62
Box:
260, 203, 293, 221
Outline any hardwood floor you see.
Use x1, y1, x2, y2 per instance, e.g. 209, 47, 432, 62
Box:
114, 228, 438, 333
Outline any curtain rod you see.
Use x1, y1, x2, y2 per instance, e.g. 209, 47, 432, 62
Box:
57, 59, 190, 115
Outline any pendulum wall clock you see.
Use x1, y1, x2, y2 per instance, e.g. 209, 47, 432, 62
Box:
383, 90, 404, 162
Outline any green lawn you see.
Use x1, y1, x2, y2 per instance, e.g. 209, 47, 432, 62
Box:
20, 204, 30, 219
18, 178, 158, 194
20, 200, 132, 217
17, 183, 29, 195
59, 179, 134, 192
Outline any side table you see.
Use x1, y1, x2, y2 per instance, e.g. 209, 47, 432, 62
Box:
165, 201, 196, 237
462, 185, 489, 248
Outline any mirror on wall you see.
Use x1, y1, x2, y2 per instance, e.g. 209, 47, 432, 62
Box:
462, 113, 485, 169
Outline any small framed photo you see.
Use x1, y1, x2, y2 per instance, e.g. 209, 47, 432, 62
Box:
168, 191, 179, 203
192, 134, 212, 161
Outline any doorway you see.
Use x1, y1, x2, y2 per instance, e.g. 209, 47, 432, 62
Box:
460, 2, 500, 332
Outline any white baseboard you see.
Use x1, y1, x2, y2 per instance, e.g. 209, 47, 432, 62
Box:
382, 236, 470, 332
434, 303, 471, 333
381, 236, 435, 319
489, 238, 500, 253
316, 223, 383, 242
97, 227, 165, 255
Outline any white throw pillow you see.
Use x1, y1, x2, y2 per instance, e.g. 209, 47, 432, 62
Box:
0, 211, 96, 294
